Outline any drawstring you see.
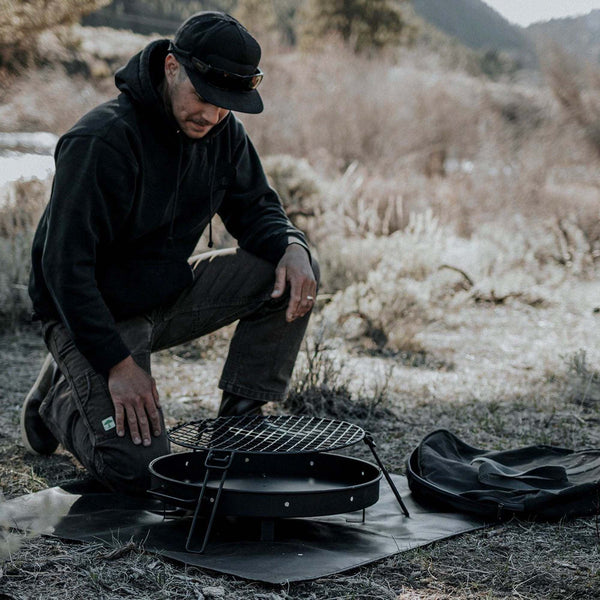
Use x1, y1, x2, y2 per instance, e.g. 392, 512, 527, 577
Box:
168, 134, 183, 246
208, 138, 217, 248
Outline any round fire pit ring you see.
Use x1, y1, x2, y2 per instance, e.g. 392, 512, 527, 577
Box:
149, 449, 382, 519
147, 415, 409, 552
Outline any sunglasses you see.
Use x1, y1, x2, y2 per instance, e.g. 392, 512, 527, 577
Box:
170, 44, 263, 92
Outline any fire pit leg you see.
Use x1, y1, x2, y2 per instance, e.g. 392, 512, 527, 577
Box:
364, 433, 410, 517
346, 508, 366, 524
260, 518, 276, 542
184, 450, 235, 553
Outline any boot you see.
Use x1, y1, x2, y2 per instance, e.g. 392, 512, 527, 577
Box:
20, 353, 60, 455
217, 392, 265, 417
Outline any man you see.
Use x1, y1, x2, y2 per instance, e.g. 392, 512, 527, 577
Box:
21, 12, 318, 495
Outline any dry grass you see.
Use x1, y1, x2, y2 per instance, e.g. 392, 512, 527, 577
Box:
2, 328, 600, 599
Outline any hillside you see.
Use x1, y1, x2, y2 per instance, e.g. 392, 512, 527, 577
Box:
410, 0, 537, 67
528, 10, 600, 64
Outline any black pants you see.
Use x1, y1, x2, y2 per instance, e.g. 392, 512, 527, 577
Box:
40, 248, 319, 494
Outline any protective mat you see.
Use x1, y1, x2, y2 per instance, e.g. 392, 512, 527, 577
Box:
2, 475, 485, 583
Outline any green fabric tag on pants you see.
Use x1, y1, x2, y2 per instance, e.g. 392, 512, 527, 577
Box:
102, 416, 116, 431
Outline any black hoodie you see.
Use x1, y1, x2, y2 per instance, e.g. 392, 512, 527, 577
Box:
29, 39, 308, 374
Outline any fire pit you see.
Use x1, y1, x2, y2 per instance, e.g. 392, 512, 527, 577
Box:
148, 415, 409, 552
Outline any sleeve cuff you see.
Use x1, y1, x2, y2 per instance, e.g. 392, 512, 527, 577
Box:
287, 236, 312, 262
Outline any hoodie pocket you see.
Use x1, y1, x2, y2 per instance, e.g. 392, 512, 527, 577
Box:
98, 258, 194, 320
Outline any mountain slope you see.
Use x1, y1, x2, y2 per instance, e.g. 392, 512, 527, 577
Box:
528, 10, 600, 64
410, 0, 536, 66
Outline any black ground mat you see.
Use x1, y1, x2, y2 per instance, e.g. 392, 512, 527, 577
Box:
2, 474, 485, 583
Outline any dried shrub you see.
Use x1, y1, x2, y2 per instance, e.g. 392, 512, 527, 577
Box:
0, 0, 109, 46
563, 350, 600, 408
320, 211, 445, 352
0, 0, 109, 73
0, 177, 50, 330
284, 331, 394, 423
0, 178, 48, 237
262, 154, 324, 241
542, 44, 600, 158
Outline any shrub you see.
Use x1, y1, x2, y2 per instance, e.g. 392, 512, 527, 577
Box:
0, 0, 109, 74
262, 154, 325, 241
542, 44, 600, 159
0, 177, 49, 331
320, 211, 445, 351
563, 350, 600, 408
284, 329, 394, 422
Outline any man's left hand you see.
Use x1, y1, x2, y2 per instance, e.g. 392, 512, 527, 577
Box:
271, 244, 316, 322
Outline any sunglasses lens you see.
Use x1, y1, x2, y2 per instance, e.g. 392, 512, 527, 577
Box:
248, 73, 263, 90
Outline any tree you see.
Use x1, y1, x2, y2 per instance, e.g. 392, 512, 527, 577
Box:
300, 0, 411, 54
0, 0, 110, 46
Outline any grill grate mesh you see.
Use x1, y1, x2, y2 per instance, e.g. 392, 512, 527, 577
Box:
168, 415, 365, 454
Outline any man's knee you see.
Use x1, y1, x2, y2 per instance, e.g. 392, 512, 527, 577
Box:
95, 436, 169, 496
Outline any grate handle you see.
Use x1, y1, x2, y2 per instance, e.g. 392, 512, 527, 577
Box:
204, 449, 235, 470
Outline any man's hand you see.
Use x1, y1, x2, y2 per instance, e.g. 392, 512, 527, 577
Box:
108, 355, 162, 446
271, 244, 317, 322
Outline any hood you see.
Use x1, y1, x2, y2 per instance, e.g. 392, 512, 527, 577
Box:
115, 39, 171, 119
114, 38, 231, 140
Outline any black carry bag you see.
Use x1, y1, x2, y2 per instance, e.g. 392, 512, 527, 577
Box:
406, 429, 600, 521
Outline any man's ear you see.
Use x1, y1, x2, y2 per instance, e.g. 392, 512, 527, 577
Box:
164, 54, 179, 82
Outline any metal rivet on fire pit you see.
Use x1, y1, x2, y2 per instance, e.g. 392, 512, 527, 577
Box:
284, 501, 290, 507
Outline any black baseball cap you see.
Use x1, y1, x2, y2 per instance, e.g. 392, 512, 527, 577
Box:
171, 12, 264, 114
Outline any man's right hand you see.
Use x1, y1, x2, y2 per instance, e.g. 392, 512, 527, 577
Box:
108, 355, 162, 446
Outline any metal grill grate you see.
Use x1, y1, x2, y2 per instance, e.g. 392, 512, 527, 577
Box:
168, 415, 365, 454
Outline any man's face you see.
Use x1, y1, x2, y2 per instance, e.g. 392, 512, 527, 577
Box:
165, 55, 229, 139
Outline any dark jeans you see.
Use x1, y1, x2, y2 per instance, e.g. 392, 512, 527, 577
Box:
39, 247, 318, 494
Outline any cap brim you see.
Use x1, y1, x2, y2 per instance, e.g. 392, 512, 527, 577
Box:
185, 67, 263, 114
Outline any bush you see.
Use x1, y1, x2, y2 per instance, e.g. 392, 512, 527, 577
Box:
0, 178, 49, 331
0, 0, 109, 73
320, 211, 445, 351
262, 154, 325, 241
542, 44, 600, 159
563, 350, 600, 407
283, 330, 394, 423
